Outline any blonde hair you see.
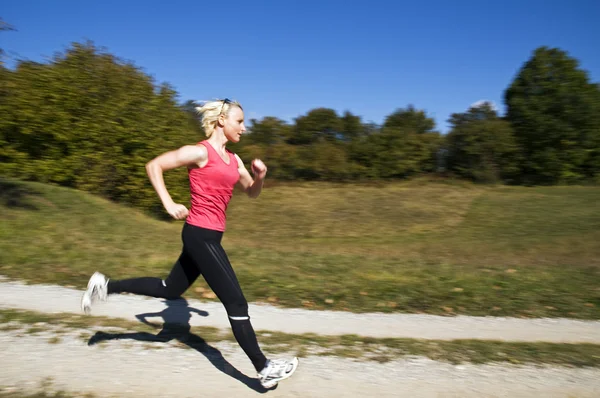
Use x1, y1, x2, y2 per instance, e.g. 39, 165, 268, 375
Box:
195, 99, 243, 137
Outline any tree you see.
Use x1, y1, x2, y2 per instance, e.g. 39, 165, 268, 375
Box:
181, 99, 204, 136
505, 46, 600, 184
230, 117, 294, 179
246, 116, 290, 146
340, 111, 364, 142
446, 102, 520, 183
289, 108, 342, 145
360, 106, 442, 178
0, 19, 17, 172
383, 105, 437, 134
0, 41, 195, 216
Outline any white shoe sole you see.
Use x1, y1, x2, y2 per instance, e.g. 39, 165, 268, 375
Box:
260, 357, 299, 388
81, 272, 107, 314
81, 290, 92, 314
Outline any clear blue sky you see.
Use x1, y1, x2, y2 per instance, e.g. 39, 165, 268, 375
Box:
3, 0, 599, 133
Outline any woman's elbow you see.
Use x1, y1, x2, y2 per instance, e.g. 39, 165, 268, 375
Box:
145, 159, 159, 175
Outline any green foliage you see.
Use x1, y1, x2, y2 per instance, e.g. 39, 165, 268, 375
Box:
446, 102, 520, 183
0, 42, 197, 215
505, 46, 600, 184
246, 116, 291, 147
1, 39, 599, 213
181, 99, 204, 136
236, 110, 372, 181
231, 117, 296, 179
365, 106, 443, 178
290, 107, 343, 145
340, 110, 364, 141
383, 105, 436, 133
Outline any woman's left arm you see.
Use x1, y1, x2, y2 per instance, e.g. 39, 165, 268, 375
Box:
235, 154, 267, 199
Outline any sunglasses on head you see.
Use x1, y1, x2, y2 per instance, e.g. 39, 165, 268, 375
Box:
220, 98, 231, 115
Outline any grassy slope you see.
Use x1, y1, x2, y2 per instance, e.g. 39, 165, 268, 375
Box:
1, 178, 599, 318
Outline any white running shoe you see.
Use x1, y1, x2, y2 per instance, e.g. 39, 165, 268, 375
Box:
81, 272, 108, 314
257, 357, 299, 389
81, 288, 93, 315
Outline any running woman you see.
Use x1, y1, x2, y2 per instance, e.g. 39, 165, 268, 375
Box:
81, 99, 298, 389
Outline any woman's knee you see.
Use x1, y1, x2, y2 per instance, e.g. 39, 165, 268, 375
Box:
162, 279, 185, 300
224, 299, 249, 318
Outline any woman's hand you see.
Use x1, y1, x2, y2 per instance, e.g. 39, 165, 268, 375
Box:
165, 202, 189, 220
251, 159, 268, 180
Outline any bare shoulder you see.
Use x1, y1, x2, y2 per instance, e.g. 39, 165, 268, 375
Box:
233, 153, 246, 169
178, 144, 208, 167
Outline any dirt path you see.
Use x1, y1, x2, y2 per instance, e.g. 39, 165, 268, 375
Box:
1, 330, 599, 398
1, 277, 600, 397
1, 278, 599, 343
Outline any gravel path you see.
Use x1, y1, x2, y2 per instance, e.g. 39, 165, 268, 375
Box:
1, 330, 599, 398
1, 278, 599, 343
2, 278, 600, 397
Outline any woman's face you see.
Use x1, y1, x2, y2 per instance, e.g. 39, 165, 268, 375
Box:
222, 106, 246, 143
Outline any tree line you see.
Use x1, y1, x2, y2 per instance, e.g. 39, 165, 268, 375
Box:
1, 38, 599, 216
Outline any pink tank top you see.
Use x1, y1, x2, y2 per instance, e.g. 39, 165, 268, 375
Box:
186, 141, 240, 231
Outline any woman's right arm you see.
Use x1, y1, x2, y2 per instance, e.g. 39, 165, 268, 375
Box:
145, 145, 208, 220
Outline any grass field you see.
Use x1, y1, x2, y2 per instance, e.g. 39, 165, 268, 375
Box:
1, 178, 599, 318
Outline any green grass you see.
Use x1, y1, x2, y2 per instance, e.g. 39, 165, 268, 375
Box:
2, 308, 600, 368
1, 178, 599, 318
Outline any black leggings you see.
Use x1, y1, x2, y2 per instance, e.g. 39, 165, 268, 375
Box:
107, 223, 267, 371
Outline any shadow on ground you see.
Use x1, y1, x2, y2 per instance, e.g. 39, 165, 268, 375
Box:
88, 298, 272, 393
